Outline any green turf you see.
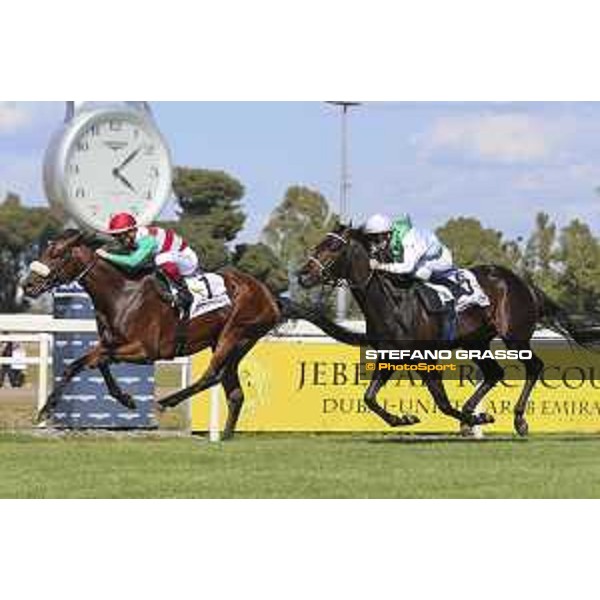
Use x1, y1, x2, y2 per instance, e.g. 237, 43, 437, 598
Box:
1, 432, 600, 498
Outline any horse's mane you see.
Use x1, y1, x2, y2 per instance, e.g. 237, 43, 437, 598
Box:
56, 228, 107, 251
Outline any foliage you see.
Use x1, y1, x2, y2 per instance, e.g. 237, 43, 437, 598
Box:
232, 243, 288, 293
556, 219, 600, 312
263, 186, 338, 269
436, 217, 514, 267
172, 167, 245, 241
0, 193, 61, 312
262, 186, 338, 305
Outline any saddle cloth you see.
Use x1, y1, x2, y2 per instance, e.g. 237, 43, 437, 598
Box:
184, 273, 231, 318
427, 269, 490, 313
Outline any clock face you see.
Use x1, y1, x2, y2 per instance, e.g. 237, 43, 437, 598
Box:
56, 110, 172, 231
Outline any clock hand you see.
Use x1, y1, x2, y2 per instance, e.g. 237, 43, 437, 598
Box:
115, 148, 141, 172
113, 170, 137, 193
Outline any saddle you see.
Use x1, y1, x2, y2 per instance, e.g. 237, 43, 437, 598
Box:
380, 276, 457, 341
154, 270, 232, 356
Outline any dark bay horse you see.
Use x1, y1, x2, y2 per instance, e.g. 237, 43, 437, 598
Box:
297, 225, 598, 436
23, 229, 368, 439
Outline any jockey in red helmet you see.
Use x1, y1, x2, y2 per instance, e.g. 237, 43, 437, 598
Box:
97, 212, 197, 320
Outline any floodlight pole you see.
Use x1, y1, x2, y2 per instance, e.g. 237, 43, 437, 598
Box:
326, 101, 362, 321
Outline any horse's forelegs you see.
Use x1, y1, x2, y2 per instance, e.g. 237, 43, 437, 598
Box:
36, 346, 105, 423
364, 365, 420, 427
98, 362, 137, 410
460, 357, 502, 435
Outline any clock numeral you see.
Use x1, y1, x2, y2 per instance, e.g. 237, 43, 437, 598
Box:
68, 164, 80, 175
77, 141, 89, 152
88, 125, 100, 137
145, 190, 153, 200
144, 144, 155, 156
133, 129, 140, 139
149, 166, 159, 178
109, 120, 122, 132
75, 187, 85, 198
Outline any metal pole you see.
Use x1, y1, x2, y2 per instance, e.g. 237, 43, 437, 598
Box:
327, 102, 361, 322
209, 387, 221, 442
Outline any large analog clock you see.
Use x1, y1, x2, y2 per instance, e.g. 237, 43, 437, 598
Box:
44, 103, 172, 232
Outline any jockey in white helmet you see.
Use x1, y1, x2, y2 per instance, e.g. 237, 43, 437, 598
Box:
364, 213, 464, 298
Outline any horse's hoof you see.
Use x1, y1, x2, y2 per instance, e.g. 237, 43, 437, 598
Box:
119, 394, 137, 410
35, 403, 51, 424
389, 413, 420, 427
514, 416, 529, 437
460, 423, 476, 437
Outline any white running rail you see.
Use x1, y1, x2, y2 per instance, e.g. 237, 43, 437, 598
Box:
0, 315, 196, 433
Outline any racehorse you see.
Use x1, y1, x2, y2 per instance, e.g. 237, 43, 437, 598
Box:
23, 229, 368, 439
297, 224, 599, 436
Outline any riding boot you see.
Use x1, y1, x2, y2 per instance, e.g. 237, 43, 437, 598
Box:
170, 276, 193, 321
168, 276, 193, 357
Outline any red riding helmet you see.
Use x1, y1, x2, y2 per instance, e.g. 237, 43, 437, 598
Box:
108, 212, 138, 234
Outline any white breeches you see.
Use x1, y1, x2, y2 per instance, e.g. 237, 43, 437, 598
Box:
155, 246, 199, 277
414, 247, 454, 280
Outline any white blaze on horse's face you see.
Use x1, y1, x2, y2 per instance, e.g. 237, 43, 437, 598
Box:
29, 261, 51, 278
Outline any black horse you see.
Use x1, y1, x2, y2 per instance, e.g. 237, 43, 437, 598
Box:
297, 225, 599, 436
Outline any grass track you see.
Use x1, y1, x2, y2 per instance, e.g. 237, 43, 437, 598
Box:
1, 432, 600, 498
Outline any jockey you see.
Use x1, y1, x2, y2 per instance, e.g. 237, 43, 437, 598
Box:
97, 212, 196, 320
364, 213, 466, 300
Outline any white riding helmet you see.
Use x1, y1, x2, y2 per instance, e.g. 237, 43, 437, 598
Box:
365, 214, 392, 235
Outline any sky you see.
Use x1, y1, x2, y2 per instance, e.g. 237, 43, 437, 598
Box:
1, 101, 600, 244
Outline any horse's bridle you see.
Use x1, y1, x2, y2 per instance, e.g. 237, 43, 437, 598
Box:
307, 231, 375, 291
306, 232, 349, 286
29, 242, 99, 290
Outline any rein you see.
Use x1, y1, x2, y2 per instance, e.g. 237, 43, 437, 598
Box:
74, 253, 99, 283
29, 246, 99, 290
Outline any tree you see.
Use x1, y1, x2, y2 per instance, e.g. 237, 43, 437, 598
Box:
165, 167, 247, 271
232, 243, 288, 293
0, 193, 61, 312
436, 217, 514, 267
263, 186, 337, 270
173, 167, 245, 241
556, 219, 600, 313
262, 186, 338, 303
522, 212, 560, 298
163, 217, 230, 271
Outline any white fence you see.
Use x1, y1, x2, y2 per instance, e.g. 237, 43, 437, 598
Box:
0, 314, 365, 440
0, 315, 194, 429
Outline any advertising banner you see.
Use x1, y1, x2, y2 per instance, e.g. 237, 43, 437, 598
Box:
191, 339, 600, 433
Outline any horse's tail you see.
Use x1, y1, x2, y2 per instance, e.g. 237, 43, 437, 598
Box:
276, 297, 369, 346
532, 285, 600, 351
